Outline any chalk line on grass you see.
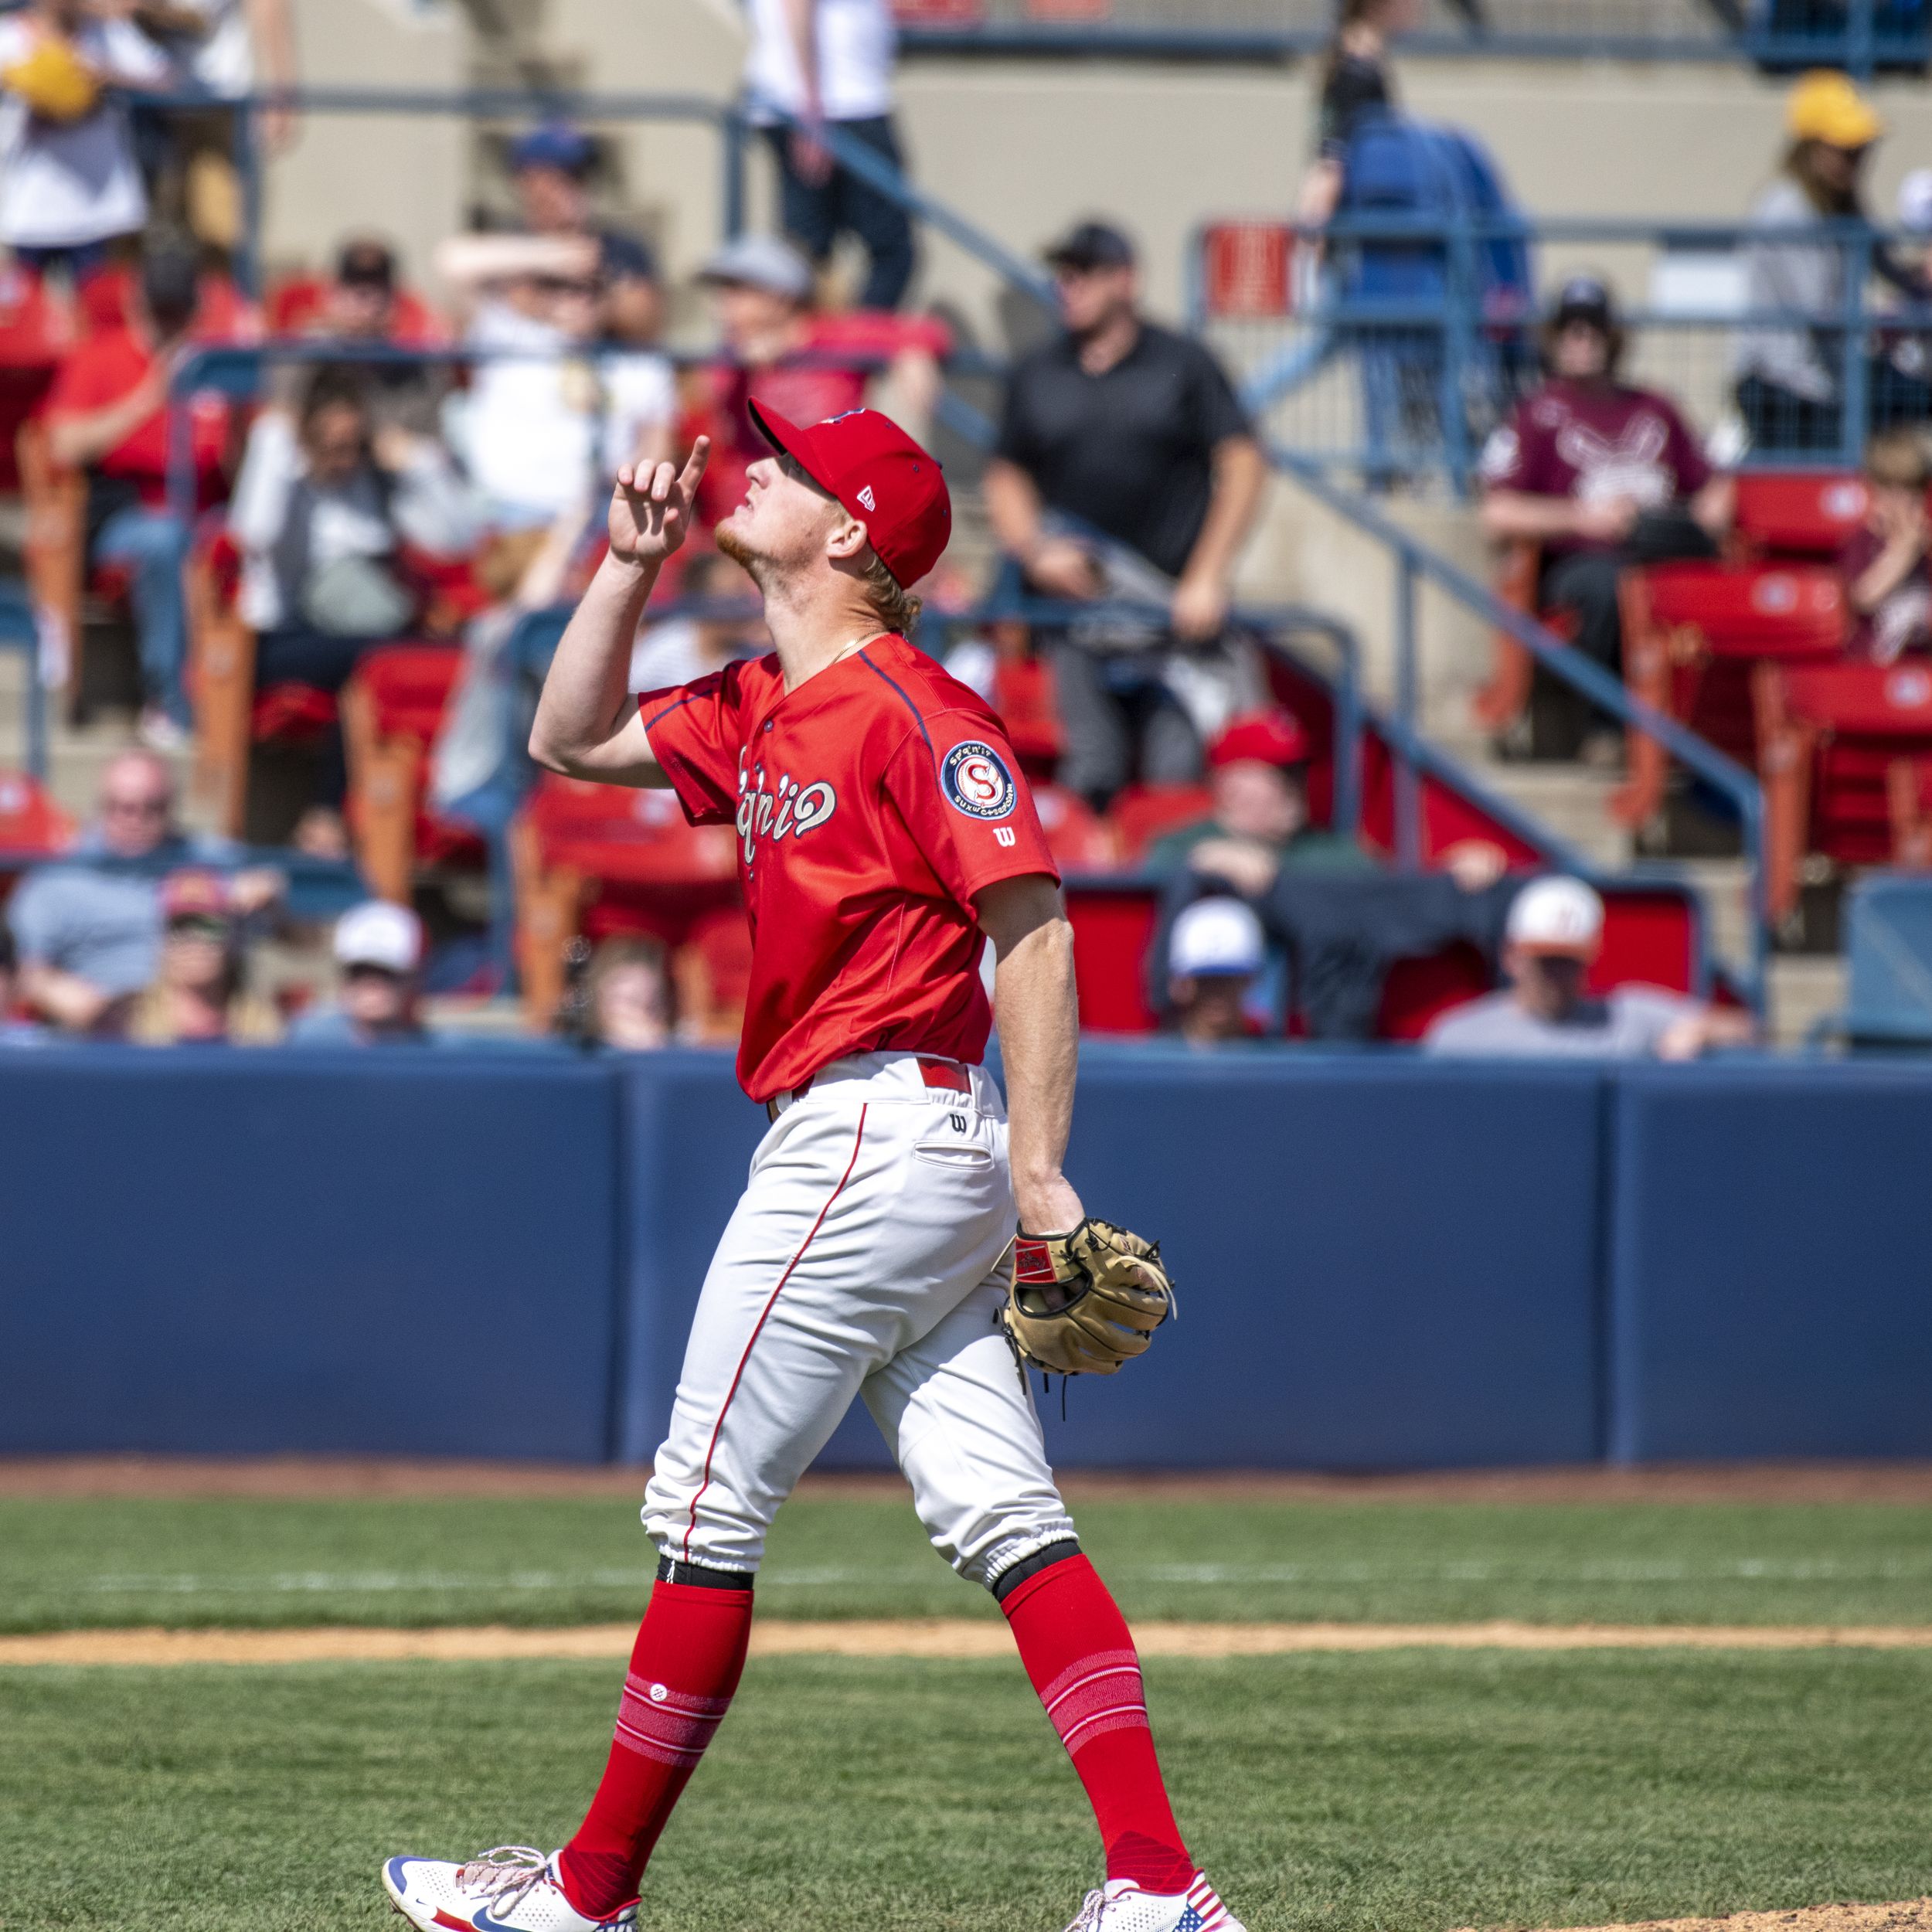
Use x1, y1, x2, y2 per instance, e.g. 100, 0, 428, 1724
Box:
6, 1621, 1932, 1667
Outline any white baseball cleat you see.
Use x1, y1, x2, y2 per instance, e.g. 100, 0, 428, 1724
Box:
1061, 1873, 1245, 1932
381, 1845, 635, 1931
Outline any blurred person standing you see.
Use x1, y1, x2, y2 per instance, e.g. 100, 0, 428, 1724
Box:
8, 749, 277, 1033
1733, 72, 1928, 455
743, 0, 915, 311
0, 1, 172, 277
44, 244, 238, 748
508, 122, 664, 348
1163, 896, 1267, 1049
984, 220, 1267, 808
435, 230, 675, 530
684, 232, 940, 533
1295, 0, 1420, 230
1424, 876, 1751, 1060
122, 867, 281, 1045
1481, 276, 1731, 760
287, 900, 434, 1047
1145, 707, 1372, 893
131, 0, 298, 253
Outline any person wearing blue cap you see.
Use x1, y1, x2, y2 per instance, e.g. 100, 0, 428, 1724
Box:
509, 121, 663, 347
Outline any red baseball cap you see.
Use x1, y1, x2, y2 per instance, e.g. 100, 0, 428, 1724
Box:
1209, 707, 1311, 770
747, 400, 951, 590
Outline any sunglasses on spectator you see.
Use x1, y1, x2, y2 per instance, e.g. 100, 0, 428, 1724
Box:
168, 915, 231, 939
343, 962, 405, 981
104, 794, 170, 817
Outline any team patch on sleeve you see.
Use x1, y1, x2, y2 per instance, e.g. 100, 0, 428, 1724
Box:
940, 740, 1018, 820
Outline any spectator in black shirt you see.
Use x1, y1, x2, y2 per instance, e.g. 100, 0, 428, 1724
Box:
1297, 0, 1420, 230
984, 219, 1269, 808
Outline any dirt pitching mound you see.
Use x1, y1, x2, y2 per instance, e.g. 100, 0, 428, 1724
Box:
1488, 1900, 1932, 1932
7, 1621, 1932, 1668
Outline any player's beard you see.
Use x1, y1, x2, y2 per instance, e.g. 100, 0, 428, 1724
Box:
714, 521, 774, 594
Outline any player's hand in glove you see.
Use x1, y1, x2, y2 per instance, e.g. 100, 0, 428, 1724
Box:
1002, 1218, 1175, 1376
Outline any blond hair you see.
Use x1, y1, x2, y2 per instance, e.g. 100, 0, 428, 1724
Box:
1866, 427, 1932, 492
859, 549, 922, 638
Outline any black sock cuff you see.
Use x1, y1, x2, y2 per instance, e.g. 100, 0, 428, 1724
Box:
657, 1555, 757, 1590
988, 1538, 1082, 1602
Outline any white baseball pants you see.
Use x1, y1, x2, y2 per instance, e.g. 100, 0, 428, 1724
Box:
642, 1051, 1077, 1583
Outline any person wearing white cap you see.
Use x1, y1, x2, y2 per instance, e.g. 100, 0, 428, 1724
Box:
1423, 876, 1752, 1060
287, 900, 433, 1047
1165, 896, 1266, 1048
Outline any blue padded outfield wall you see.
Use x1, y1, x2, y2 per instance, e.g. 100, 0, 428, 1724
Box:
2, 1048, 1930, 1468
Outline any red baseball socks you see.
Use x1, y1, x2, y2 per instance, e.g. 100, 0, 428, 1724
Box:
998, 1549, 1195, 1895
558, 1570, 754, 1918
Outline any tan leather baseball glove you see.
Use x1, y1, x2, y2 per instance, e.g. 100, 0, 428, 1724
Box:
1001, 1218, 1175, 1376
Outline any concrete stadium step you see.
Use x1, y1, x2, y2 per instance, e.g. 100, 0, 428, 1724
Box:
1766, 954, 1847, 1049
1455, 755, 1634, 870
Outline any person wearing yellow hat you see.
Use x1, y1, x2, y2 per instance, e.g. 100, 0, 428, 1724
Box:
0, 2, 172, 274
1733, 69, 1931, 457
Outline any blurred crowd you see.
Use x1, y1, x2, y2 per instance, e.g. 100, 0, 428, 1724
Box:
0, 0, 1768, 1064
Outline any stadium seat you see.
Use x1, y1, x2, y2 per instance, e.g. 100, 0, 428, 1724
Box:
1108, 782, 1213, 859
1812, 872, 1932, 1046
1754, 658, 1932, 923
264, 275, 448, 348
341, 644, 483, 903
889, 0, 988, 23
511, 773, 740, 1025
989, 649, 1063, 775
0, 767, 73, 873
1198, 222, 1296, 321
1614, 560, 1847, 830
1471, 539, 1580, 740
670, 903, 756, 1045
1731, 471, 1869, 560
1029, 781, 1117, 871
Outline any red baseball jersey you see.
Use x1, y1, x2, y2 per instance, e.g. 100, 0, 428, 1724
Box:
640, 634, 1060, 1102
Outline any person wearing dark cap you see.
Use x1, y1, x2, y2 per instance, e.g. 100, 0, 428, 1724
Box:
984, 219, 1269, 810
509, 121, 664, 347
742, 0, 914, 311
1479, 275, 1732, 759
1145, 707, 1372, 889
44, 244, 239, 750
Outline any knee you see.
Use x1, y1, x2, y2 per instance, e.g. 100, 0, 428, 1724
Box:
641, 1462, 776, 1577
905, 1465, 1079, 1590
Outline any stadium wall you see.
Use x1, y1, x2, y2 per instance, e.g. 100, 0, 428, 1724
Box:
4, 1049, 1930, 1470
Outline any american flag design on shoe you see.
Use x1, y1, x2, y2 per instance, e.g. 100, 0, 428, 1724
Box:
612, 1672, 733, 1768
1039, 1648, 1151, 1753
1179, 1874, 1233, 1931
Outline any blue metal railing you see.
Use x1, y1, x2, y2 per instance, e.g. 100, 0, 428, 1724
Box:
1196, 212, 1932, 490
894, 0, 1927, 77
1274, 447, 1767, 1011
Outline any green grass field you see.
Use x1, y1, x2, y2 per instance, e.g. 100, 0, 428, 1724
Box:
6, 1488, 1931, 1932
4, 1492, 1930, 1630
5, 1650, 1931, 1932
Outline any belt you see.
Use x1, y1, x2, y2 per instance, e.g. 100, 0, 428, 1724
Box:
766, 1056, 971, 1123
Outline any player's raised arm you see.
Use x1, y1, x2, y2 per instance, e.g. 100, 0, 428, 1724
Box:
529, 438, 710, 785
976, 872, 1083, 1235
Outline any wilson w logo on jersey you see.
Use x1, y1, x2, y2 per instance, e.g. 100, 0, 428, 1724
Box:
736, 764, 837, 869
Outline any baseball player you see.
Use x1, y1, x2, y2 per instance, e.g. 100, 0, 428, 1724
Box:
382, 406, 1242, 1932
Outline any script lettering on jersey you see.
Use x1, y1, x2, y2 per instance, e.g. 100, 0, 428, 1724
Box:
737, 756, 837, 869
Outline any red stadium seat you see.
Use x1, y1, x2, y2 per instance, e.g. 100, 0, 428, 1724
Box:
990, 651, 1063, 775
890, 0, 988, 22
1109, 783, 1213, 861
1755, 658, 1932, 923
1471, 539, 1580, 738
1029, 782, 1116, 872
0, 769, 73, 857
1614, 560, 1848, 828
1732, 471, 1870, 560
512, 773, 741, 1026
341, 645, 484, 901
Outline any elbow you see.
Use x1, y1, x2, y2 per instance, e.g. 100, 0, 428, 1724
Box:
527, 723, 573, 777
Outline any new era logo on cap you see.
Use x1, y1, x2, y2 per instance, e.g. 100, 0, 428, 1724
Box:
748, 400, 951, 590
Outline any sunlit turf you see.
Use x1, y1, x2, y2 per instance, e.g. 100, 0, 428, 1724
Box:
2, 1492, 1927, 1630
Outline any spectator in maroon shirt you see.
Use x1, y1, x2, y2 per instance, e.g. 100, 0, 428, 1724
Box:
1840, 429, 1932, 664
1479, 277, 1734, 759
